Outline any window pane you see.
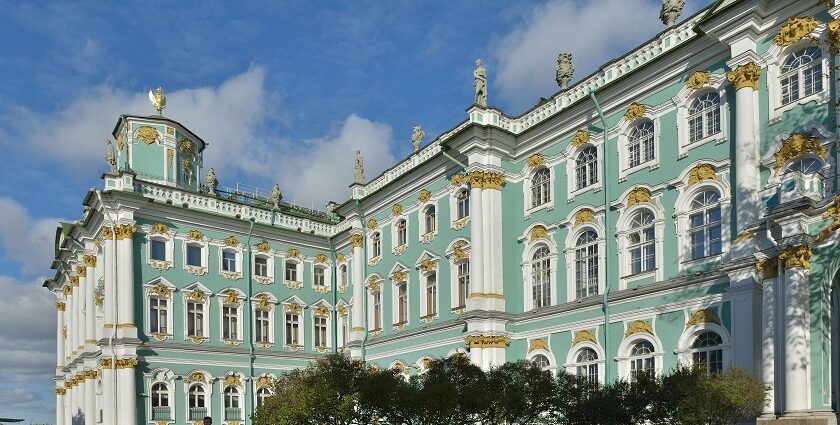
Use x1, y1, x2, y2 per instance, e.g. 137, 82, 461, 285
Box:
151, 240, 166, 261
186, 245, 202, 266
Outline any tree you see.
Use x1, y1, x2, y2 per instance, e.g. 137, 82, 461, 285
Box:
481, 360, 558, 425
413, 355, 487, 425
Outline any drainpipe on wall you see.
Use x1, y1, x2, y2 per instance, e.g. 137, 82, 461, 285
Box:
244, 218, 255, 425
590, 91, 613, 382
354, 200, 369, 361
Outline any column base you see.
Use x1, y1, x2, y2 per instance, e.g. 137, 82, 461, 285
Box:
758, 412, 838, 425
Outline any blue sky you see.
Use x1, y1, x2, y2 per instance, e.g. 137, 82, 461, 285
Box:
0, 0, 711, 421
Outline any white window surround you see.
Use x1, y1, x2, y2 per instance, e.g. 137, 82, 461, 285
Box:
450, 185, 471, 229
182, 283, 212, 343
144, 277, 176, 340
563, 221, 606, 303
146, 369, 176, 421
615, 191, 665, 288
759, 125, 836, 186
675, 315, 731, 368
280, 297, 304, 350
336, 301, 350, 350
674, 81, 729, 157
391, 216, 409, 254
146, 230, 174, 270
446, 238, 471, 312
390, 264, 410, 327
674, 179, 731, 272
765, 40, 831, 123
368, 231, 383, 263
566, 141, 603, 201
251, 252, 275, 285
520, 226, 559, 312
523, 166, 555, 217
217, 244, 243, 280
181, 237, 209, 276
310, 301, 333, 352
337, 262, 349, 293
217, 288, 245, 345
564, 341, 606, 384
616, 330, 664, 381
616, 116, 662, 180
419, 201, 439, 243
366, 275, 384, 332
418, 268, 439, 320
282, 257, 303, 289
312, 263, 332, 294
526, 347, 558, 374
181, 372, 213, 421
220, 374, 245, 421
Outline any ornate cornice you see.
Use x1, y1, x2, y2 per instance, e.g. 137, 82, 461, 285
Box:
726, 62, 761, 91
572, 329, 598, 346
115, 358, 139, 369
779, 245, 812, 269
464, 335, 511, 348
772, 16, 820, 47
687, 163, 717, 186
467, 171, 506, 191
624, 320, 654, 337
685, 309, 721, 329
773, 133, 826, 172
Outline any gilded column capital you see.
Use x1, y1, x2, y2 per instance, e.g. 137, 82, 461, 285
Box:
55, 387, 67, 395
115, 224, 137, 240
83, 255, 97, 268
102, 227, 114, 240
100, 358, 113, 369
76, 266, 87, 277
56, 301, 66, 311
726, 62, 761, 91
779, 245, 812, 269
467, 171, 506, 191
755, 256, 779, 279
464, 335, 511, 348
115, 358, 139, 369
69, 276, 80, 287
350, 233, 364, 248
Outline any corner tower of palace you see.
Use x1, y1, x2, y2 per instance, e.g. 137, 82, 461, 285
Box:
45, 1, 840, 424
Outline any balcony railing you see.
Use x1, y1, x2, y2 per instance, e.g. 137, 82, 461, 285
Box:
151, 406, 171, 420
189, 407, 208, 421
225, 407, 242, 421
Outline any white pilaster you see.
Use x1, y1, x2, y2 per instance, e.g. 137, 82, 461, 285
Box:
783, 263, 810, 414
350, 234, 365, 347
117, 363, 137, 425
467, 185, 484, 311
68, 281, 77, 361
57, 300, 66, 370
760, 275, 777, 416
84, 371, 95, 425
103, 229, 115, 331
116, 225, 137, 338
727, 268, 758, 374
77, 265, 87, 352
56, 387, 66, 425
484, 184, 505, 311
726, 58, 761, 236
101, 362, 114, 425
84, 255, 97, 350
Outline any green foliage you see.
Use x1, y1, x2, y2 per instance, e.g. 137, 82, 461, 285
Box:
253, 354, 768, 425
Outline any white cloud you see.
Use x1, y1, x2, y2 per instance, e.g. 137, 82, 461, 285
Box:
4, 66, 397, 207
0, 197, 63, 276
493, 0, 663, 111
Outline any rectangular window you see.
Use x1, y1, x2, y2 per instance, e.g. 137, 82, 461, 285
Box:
222, 251, 237, 272
457, 262, 470, 308
314, 316, 328, 348
689, 116, 704, 144
222, 306, 238, 340
285, 313, 299, 346
186, 244, 202, 267
339, 317, 348, 348
314, 267, 326, 287
150, 297, 168, 334
372, 292, 382, 330
255, 257, 268, 277
781, 74, 799, 105
186, 301, 204, 338
150, 239, 166, 261
576, 364, 598, 384
629, 143, 641, 168
285, 262, 298, 282
256, 309, 270, 343
397, 283, 408, 323
425, 273, 437, 316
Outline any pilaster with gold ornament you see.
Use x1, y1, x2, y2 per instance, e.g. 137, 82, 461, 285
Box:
84, 254, 98, 349
756, 254, 778, 414
115, 224, 137, 337
779, 244, 812, 411
727, 60, 761, 236
349, 232, 366, 345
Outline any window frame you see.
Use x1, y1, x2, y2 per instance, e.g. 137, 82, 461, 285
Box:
525, 167, 554, 216
283, 308, 302, 349
617, 117, 661, 179
420, 270, 438, 320
564, 342, 605, 385
150, 381, 173, 420
217, 244, 243, 280
283, 258, 302, 289
367, 277, 384, 332
223, 385, 243, 422
617, 332, 663, 382
312, 264, 331, 293
146, 230, 174, 270
252, 253, 274, 284
674, 178, 731, 273
676, 318, 731, 374
312, 309, 331, 351
617, 200, 664, 289
185, 299, 208, 342
767, 42, 830, 122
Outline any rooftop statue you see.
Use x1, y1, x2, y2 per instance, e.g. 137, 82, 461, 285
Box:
270, 184, 283, 209
105, 140, 118, 174
411, 125, 425, 152
555, 53, 574, 89
354, 150, 365, 184
206, 168, 218, 196
660, 0, 685, 27
474, 59, 488, 107
148, 86, 167, 116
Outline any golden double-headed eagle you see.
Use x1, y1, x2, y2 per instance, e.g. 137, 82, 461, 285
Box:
148, 86, 166, 116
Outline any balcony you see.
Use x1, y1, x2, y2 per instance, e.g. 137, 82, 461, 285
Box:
225, 407, 242, 421
779, 171, 824, 204
151, 406, 171, 421
189, 407, 208, 421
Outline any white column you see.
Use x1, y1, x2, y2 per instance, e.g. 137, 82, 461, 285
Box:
57, 300, 66, 370
467, 184, 484, 307
726, 62, 760, 235
483, 178, 505, 308
350, 234, 365, 346
68, 280, 77, 360
70, 374, 79, 421
56, 387, 66, 425
84, 255, 97, 349
101, 361, 114, 425
117, 361, 138, 425
77, 265, 88, 353
84, 371, 95, 425
781, 246, 811, 414
103, 229, 115, 332
116, 225, 137, 338
760, 273, 777, 416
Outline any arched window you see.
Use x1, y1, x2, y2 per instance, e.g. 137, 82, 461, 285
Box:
688, 190, 721, 260
575, 147, 598, 190
688, 92, 721, 143
531, 168, 551, 208
629, 211, 656, 274
691, 331, 723, 375
224, 386, 241, 421
531, 354, 550, 369
150, 382, 170, 420
575, 231, 599, 299
256, 387, 272, 410
575, 348, 599, 383
786, 156, 822, 174
456, 190, 470, 220
531, 247, 551, 309
396, 220, 407, 246
423, 206, 437, 234
781, 46, 823, 106
371, 233, 382, 258
188, 384, 206, 420
628, 121, 655, 168
629, 341, 656, 382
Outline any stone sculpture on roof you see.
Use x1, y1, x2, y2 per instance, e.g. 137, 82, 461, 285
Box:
474, 59, 488, 107
148, 86, 166, 116
411, 125, 425, 152
354, 150, 365, 184
660, 0, 685, 27
206, 168, 218, 196
556, 53, 575, 89
105, 140, 117, 174
270, 184, 282, 209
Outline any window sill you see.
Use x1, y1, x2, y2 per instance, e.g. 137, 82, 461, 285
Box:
223, 339, 243, 346
220, 270, 243, 280
451, 306, 466, 315
452, 217, 470, 230
392, 321, 408, 330
525, 202, 554, 218
185, 265, 207, 276
187, 336, 207, 344
254, 275, 273, 285
770, 91, 829, 124
420, 314, 437, 324
622, 269, 656, 280
569, 183, 601, 201
393, 245, 407, 256
255, 341, 274, 350
368, 256, 382, 266
286, 344, 303, 352
149, 260, 173, 271
149, 332, 172, 341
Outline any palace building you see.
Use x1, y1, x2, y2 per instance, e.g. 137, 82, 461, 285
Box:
45, 1, 840, 424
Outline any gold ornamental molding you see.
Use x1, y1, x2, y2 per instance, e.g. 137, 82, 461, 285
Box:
467, 171, 506, 191
76, 266, 87, 277
686, 71, 711, 90
350, 234, 364, 248
224, 235, 240, 247
527, 154, 545, 169
100, 358, 113, 369
574, 209, 595, 226
684, 309, 722, 330
255, 241, 271, 253
314, 306, 330, 316
284, 302, 301, 313
286, 248, 301, 259
150, 223, 169, 234
687, 163, 717, 186
83, 255, 97, 268
315, 254, 329, 264
756, 256, 779, 279
188, 289, 207, 301
185, 371, 206, 383
818, 194, 840, 242
94, 291, 104, 306
624, 103, 646, 122
734, 232, 755, 243
469, 292, 504, 299
69, 276, 80, 287
187, 230, 204, 241
63, 285, 72, 296
451, 240, 469, 261
115, 224, 137, 240
626, 187, 652, 208
529, 225, 549, 242
150, 283, 171, 297
136, 126, 160, 145
624, 320, 654, 337
256, 376, 273, 389
55, 387, 67, 395
391, 204, 403, 216
779, 245, 812, 269
828, 18, 840, 52
451, 173, 467, 187
464, 335, 511, 348
572, 330, 598, 346
115, 358, 139, 369
391, 270, 407, 282
256, 294, 273, 310
418, 188, 432, 202
571, 129, 590, 147
773, 133, 826, 172
55, 301, 66, 311
224, 374, 242, 387
772, 16, 820, 47
367, 218, 378, 230
337, 305, 348, 317
528, 338, 549, 353
419, 259, 438, 272
102, 227, 114, 240
222, 290, 239, 305
180, 138, 194, 155
726, 62, 761, 91
336, 252, 346, 263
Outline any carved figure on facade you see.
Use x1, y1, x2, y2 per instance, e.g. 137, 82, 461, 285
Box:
418, 188, 432, 202
527, 154, 545, 169
660, 0, 685, 27
269, 184, 282, 209
530, 225, 549, 241
136, 126, 160, 145
474, 59, 488, 107
528, 338, 549, 353
411, 125, 425, 152
182, 159, 193, 186
574, 209, 596, 225
105, 140, 118, 174
779, 244, 812, 269
773, 133, 826, 172
624, 320, 654, 337
685, 309, 721, 329
354, 150, 365, 184
772, 17, 820, 47
555, 53, 574, 89
391, 204, 403, 216
466, 171, 506, 190
206, 168, 218, 196
148, 86, 167, 116
572, 330, 598, 346
452, 240, 469, 261
571, 130, 590, 147
350, 234, 364, 248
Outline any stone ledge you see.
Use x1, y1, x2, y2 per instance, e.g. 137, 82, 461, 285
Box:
757, 416, 837, 425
